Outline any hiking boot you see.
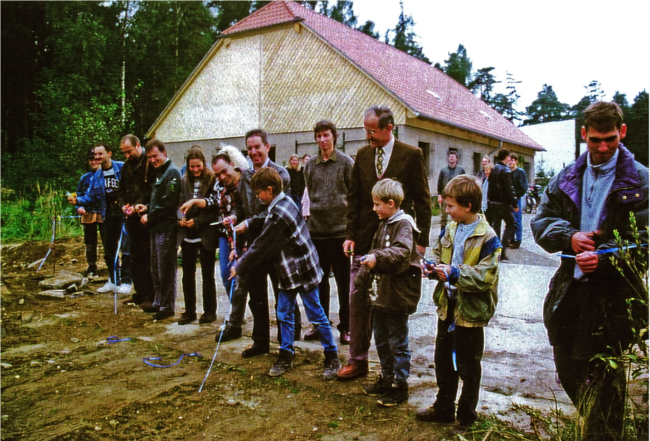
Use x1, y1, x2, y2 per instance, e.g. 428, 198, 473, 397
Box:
97, 281, 117, 293
337, 363, 368, 380
377, 382, 409, 407
219, 323, 243, 342
415, 405, 456, 423
242, 342, 269, 359
177, 312, 197, 325
199, 312, 217, 324
323, 351, 341, 380
363, 375, 392, 397
269, 350, 293, 377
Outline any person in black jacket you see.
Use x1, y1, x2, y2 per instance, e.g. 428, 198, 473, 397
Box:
487, 148, 518, 260
286, 154, 305, 208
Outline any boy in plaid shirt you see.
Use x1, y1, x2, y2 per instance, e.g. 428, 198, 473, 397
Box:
231, 167, 340, 379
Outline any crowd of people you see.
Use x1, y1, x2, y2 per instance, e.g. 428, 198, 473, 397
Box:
69, 102, 647, 437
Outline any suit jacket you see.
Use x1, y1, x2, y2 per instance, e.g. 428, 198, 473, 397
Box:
346, 139, 431, 255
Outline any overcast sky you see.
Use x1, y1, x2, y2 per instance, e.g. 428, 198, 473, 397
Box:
351, 0, 648, 114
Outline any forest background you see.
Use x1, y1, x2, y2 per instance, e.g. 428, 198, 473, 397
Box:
2, 1, 648, 241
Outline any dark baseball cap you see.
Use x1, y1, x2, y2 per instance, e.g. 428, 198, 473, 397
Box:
87, 148, 96, 159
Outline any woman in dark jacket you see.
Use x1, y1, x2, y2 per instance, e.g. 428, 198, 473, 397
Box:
286, 154, 305, 208
177, 146, 219, 325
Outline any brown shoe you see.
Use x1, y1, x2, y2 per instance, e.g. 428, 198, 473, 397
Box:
336, 363, 368, 380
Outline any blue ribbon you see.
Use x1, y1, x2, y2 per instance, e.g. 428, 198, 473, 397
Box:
113, 223, 127, 315
107, 336, 132, 344
199, 228, 237, 393
37, 217, 58, 272
557, 243, 646, 259
143, 352, 201, 368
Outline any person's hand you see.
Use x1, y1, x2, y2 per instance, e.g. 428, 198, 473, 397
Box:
435, 264, 451, 281
223, 216, 236, 226
229, 266, 237, 280
141, 214, 148, 225
229, 249, 236, 262
233, 222, 247, 235
576, 251, 598, 273
422, 260, 435, 276
437, 195, 443, 205
135, 204, 147, 214
513, 207, 519, 213
571, 231, 597, 254
77, 207, 86, 215
180, 199, 206, 214
179, 218, 187, 228
360, 254, 376, 269
67, 195, 77, 205
185, 219, 195, 228
417, 245, 426, 256
343, 240, 355, 256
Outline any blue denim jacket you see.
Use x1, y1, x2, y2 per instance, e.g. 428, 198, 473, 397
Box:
75, 161, 124, 219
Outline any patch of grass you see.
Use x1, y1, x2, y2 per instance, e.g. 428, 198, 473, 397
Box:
273, 377, 299, 394
59, 318, 75, 327
327, 420, 339, 429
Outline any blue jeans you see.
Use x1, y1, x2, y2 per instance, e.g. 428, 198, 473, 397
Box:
373, 309, 411, 384
218, 236, 235, 298
277, 286, 337, 354
513, 197, 524, 243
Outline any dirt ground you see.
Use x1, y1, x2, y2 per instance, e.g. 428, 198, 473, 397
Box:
1, 237, 556, 440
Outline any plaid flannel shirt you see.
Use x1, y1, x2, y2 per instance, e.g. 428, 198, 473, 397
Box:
236, 193, 322, 291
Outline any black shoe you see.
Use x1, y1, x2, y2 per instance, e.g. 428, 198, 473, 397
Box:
304, 326, 319, 341
377, 382, 409, 407
269, 350, 293, 377
177, 312, 197, 325
323, 351, 341, 380
153, 310, 175, 321
415, 406, 456, 423
363, 375, 392, 397
242, 343, 269, 359
199, 312, 217, 324
508, 242, 521, 249
219, 324, 243, 342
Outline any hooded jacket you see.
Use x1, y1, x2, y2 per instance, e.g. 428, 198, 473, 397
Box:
354, 211, 422, 314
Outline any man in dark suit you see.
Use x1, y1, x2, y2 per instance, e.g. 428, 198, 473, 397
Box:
338, 105, 431, 379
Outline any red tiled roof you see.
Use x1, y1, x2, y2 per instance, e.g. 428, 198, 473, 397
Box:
223, 1, 543, 151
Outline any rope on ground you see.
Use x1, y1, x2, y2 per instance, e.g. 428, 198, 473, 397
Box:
37, 217, 57, 272
107, 336, 132, 344
143, 352, 201, 368
199, 227, 236, 393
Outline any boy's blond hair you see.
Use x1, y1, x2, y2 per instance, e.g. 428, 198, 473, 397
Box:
372, 179, 404, 207
443, 175, 482, 214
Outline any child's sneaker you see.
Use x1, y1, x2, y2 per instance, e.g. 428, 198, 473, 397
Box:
323, 351, 341, 380
363, 375, 391, 397
377, 382, 409, 407
269, 350, 293, 377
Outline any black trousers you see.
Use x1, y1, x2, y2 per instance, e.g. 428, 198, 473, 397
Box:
181, 241, 217, 315
82, 222, 99, 272
488, 203, 515, 251
434, 303, 484, 423
125, 217, 154, 303
312, 238, 350, 332
551, 282, 627, 441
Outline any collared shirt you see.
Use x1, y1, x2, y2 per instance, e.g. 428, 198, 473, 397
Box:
375, 135, 395, 176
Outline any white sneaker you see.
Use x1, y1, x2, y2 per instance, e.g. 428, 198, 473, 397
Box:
97, 281, 117, 293
117, 284, 132, 295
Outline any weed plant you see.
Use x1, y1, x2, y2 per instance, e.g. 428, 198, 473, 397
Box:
1, 183, 82, 243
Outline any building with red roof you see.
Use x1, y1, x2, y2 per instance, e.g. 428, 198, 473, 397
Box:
147, 0, 543, 185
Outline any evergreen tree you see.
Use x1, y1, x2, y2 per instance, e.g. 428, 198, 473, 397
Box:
469, 67, 500, 104
626, 90, 649, 166
384, 1, 430, 63
357, 20, 380, 39
523, 84, 570, 125
491, 72, 523, 124
207, 1, 253, 33
328, 1, 358, 27
443, 44, 472, 86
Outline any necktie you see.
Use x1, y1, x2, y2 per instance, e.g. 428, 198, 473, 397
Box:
376, 147, 384, 176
